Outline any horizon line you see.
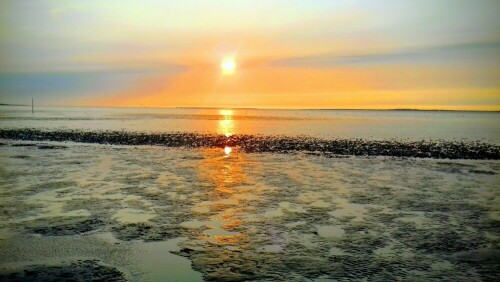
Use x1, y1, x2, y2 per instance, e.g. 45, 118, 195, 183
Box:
1, 103, 499, 112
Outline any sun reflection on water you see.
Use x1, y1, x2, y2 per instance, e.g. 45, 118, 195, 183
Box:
218, 109, 234, 137
196, 146, 249, 248
190, 109, 263, 249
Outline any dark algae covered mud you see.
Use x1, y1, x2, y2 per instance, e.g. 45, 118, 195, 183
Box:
1, 128, 499, 159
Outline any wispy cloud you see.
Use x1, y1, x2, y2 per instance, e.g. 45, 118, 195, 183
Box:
270, 41, 500, 68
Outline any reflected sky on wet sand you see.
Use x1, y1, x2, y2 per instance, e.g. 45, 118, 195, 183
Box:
0, 140, 499, 280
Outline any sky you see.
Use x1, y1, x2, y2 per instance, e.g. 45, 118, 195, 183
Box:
0, 0, 499, 110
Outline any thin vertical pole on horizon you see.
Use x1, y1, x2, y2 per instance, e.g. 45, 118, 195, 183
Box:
32, 98, 34, 114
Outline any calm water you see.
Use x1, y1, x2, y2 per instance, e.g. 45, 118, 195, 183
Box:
0, 106, 499, 142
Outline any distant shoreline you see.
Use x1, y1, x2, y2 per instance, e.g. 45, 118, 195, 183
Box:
0, 103, 28, 106
1, 103, 498, 112
177, 107, 499, 112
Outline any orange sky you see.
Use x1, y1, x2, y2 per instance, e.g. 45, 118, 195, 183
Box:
79, 63, 500, 110
1, 1, 500, 110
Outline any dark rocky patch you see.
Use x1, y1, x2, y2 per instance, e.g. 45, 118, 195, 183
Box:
0, 260, 125, 282
0, 128, 499, 159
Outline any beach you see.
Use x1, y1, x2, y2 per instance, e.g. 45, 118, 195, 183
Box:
0, 130, 499, 280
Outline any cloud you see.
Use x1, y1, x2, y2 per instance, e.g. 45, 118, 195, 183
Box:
270, 41, 500, 68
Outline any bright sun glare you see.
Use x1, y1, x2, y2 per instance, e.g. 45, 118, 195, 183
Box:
221, 58, 236, 74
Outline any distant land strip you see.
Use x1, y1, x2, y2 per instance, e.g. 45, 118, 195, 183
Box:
0, 103, 28, 106
0, 128, 499, 160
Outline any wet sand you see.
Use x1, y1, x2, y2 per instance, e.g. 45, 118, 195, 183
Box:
0, 140, 499, 281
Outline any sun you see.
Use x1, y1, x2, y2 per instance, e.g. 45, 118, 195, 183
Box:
221, 57, 236, 74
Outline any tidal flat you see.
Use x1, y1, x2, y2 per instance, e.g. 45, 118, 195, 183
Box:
0, 141, 499, 281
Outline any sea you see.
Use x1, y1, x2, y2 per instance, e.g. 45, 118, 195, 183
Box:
0, 106, 499, 142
